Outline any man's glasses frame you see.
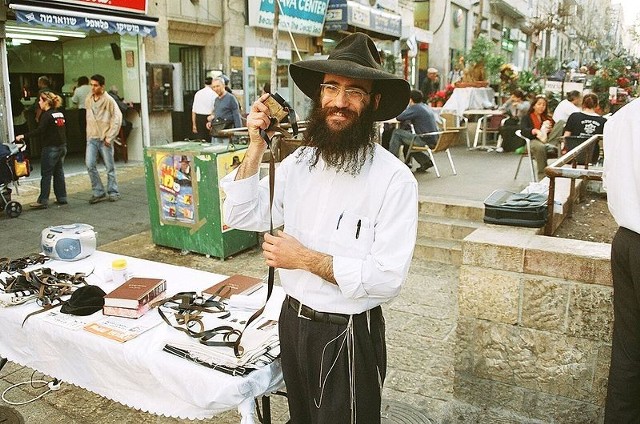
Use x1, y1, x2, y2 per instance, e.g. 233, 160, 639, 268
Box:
320, 83, 371, 103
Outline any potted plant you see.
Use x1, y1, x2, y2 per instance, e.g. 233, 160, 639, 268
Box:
428, 84, 455, 107
459, 35, 504, 87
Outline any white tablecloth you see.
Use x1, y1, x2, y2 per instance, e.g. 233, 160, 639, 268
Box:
441, 87, 496, 116
0, 251, 284, 422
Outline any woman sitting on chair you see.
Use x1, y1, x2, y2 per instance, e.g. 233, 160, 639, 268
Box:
520, 95, 555, 181
562, 93, 607, 164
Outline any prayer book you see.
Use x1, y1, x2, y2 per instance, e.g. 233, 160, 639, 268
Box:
104, 277, 166, 309
102, 291, 166, 319
202, 274, 262, 299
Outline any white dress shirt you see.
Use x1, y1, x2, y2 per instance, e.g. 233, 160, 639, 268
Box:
552, 99, 580, 123
71, 85, 91, 110
603, 98, 640, 234
192, 86, 217, 115
220, 144, 418, 315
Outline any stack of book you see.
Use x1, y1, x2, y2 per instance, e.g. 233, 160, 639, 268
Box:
103, 277, 166, 319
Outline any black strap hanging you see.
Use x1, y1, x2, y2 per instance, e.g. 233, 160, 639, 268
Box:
233, 101, 298, 357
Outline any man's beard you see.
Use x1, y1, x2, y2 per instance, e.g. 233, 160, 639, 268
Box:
297, 99, 377, 175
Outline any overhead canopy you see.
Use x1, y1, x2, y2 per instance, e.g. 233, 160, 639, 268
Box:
9, 0, 158, 37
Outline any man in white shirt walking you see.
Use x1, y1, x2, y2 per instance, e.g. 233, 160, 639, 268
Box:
603, 98, 640, 423
191, 77, 216, 141
220, 33, 417, 423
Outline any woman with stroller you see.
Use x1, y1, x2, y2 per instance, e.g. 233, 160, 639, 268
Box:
15, 91, 68, 209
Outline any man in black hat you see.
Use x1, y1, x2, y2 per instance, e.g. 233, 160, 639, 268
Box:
220, 33, 417, 423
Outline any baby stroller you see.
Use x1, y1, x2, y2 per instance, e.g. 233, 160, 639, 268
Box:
0, 142, 29, 218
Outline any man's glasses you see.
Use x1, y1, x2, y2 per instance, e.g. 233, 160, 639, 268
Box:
320, 83, 371, 103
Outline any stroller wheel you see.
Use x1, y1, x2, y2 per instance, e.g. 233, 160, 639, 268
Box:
5, 201, 22, 218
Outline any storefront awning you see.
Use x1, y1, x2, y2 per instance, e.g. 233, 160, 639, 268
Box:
325, 0, 401, 39
9, 0, 158, 37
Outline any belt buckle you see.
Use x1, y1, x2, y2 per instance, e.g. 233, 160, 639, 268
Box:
296, 301, 312, 321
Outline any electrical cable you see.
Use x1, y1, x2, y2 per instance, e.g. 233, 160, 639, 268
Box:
1, 373, 61, 406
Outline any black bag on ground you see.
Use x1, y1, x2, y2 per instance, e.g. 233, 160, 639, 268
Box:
483, 190, 548, 228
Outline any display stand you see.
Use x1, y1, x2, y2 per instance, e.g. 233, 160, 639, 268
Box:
144, 141, 257, 259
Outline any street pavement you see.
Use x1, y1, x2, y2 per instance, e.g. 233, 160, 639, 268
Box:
0, 145, 530, 423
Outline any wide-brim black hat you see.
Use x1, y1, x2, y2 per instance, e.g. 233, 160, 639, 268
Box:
289, 32, 410, 121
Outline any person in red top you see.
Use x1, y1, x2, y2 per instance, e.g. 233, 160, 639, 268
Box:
520, 95, 555, 180
15, 91, 68, 209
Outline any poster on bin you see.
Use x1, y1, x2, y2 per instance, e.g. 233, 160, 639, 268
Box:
154, 153, 197, 226
217, 149, 247, 232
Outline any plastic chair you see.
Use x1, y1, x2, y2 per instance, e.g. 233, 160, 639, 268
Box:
513, 130, 561, 182
513, 130, 536, 182
405, 130, 459, 178
440, 112, 470, 147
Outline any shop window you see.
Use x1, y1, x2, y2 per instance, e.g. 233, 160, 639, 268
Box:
146, 63, 174, 112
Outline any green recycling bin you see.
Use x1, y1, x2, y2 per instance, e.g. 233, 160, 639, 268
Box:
144, 141, 257, 259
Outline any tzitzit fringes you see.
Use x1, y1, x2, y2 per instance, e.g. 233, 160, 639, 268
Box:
348, 317, 356, 423
314, 316, 353, 409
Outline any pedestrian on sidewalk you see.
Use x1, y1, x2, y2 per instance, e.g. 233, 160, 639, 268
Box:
221, 32, 417, 423
15, 91, 68, 209
85, 74, 122, 203
71, 76, 91, 144
191, 76, 216, 141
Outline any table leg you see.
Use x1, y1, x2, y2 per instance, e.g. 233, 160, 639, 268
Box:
0, 357, 7, 372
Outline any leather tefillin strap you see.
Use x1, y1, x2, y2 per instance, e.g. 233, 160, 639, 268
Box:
0, 254, 91, 325
156, 291, 242, 347
229, 97, 299, 357
0, 253, 49, 273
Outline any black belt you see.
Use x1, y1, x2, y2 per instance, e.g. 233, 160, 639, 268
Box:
287, 296, 350, 325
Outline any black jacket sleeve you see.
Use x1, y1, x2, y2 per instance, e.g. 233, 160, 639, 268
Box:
520, 114, 536, 139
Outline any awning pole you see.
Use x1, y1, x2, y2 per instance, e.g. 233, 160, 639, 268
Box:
0, 6, 13, 143
270, 0, 279, 93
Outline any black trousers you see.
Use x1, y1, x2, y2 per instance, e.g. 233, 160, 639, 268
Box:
194, 114, 210, 141
279, 301, 386, 424
78, 110, 87, 144
605, 227, 640, 423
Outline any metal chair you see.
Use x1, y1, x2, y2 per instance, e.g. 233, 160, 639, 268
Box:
440, 112, 470, 147
405, 130, 459, 178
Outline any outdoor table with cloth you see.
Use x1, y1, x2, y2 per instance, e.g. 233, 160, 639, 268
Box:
0, 251, 284, 423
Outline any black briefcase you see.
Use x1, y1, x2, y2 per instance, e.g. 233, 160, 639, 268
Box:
483, 190, 548, 228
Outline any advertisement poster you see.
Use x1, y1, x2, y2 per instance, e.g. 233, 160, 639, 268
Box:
154, 153, 197, 226
217, 149, 247, 232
